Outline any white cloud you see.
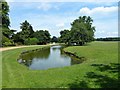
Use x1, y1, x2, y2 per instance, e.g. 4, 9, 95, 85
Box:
79, 6, 118, 16
94, 19, 118, 38
79, 6, 118, 38
56, 23, 65, 27
37, 3, 52, 11
37, 3, 59, 11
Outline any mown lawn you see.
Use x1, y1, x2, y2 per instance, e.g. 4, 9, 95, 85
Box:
2, 41, 119, 88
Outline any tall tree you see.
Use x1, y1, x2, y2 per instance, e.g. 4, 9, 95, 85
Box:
1, 0, 15, 46
20, 20, 34, 42
1, 0, 12, 38
70, 16, 95, 45
59, 16, 95, 46
1, 0, 10, 28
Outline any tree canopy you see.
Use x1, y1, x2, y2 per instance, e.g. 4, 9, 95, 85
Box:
1, 0, 15, 46
51, 36, 58, 43
59, 16, 95, 45
33, 30, 51, 45
20, 20, 34, 39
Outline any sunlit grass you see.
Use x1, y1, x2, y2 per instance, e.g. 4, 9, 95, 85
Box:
2, 41, 118, 88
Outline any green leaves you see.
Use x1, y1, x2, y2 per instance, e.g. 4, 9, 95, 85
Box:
60, 16, 95, 46
33, 30, 51, 44
20, 20, 34, 39
1, 1, 10, 28
24, 38, 39, 45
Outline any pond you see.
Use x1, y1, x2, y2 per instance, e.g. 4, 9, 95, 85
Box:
18, 45, 84, 70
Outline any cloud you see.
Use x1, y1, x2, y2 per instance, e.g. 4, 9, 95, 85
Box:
79, 6, 118, 16
56, 23, 65, 27
94, 19, 118, 38
8, 1, 118, 38
79, 6, 118, 38
37, 3, 59, 11
37, 3, 52, 11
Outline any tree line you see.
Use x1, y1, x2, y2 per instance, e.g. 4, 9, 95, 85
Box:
1, 0, 96, 47
96, 37, 120, 41
12, 20, 51, 45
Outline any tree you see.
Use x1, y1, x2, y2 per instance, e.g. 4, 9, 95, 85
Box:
70, 16, 95, 45
51, 36, 58, 43
33, 30, 51, 45
59, 29, 70, 44
59, 16, 95, 46
44, 30, 51, 43
1, 0, 15, 46
1, 0, 12, 37
1, 0, 10, 28
20, 20, 34, 43
12, 31, 24, 44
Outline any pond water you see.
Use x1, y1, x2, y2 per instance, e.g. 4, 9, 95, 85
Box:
18, 45, 83, 70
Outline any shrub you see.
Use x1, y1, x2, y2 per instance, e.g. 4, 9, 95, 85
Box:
24, 38, 39, 45
2, 35, 15, 47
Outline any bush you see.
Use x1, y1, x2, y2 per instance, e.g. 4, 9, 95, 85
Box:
24, 38, 39, 45
3, 41, 14, 46
2, 34, 15, 47
2, 34, 10, 44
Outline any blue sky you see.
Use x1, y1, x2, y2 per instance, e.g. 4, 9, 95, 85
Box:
6, 0, 118, 38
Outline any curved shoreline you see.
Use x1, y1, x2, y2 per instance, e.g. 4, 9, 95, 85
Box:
17, 46, 50, 60
63, 49, 86, 62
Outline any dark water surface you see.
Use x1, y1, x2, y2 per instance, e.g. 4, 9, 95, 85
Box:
18, 45, 83, 70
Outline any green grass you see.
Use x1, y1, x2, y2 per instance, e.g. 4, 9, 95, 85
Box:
2, 41, 118, 88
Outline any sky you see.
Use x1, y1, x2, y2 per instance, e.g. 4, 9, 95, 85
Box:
6, 0, 118, 38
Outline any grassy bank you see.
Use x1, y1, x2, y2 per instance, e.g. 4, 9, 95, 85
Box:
2, 41, 119, 88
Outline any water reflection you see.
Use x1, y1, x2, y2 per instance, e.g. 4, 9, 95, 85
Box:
18, 45, 83, 70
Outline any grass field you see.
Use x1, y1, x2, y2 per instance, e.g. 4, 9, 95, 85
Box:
2, 41, 119, 88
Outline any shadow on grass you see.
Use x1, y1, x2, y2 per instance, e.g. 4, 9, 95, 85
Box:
68, 63, 120, 89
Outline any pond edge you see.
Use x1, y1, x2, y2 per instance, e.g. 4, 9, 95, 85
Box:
63, 48, 87, 62
17, 46, 50, 61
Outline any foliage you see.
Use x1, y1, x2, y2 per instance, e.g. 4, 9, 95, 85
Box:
33, 30, 51, 44
1, 0, 15, 47
51, 36, 58, 43
71, 16, 95, 43
24, 38, 39, 45
2, 34, 15, 46
96, 37, 120, 41
20, 20, 34, 40
12, 31, 24, 44
13, 20, 51, 45
59, 30, 70, 44
2, 34, 9, 43
1, 0, 10, 28
12, 21, 51, 45
59, 16, 95, 46
1, 0, 12, 38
